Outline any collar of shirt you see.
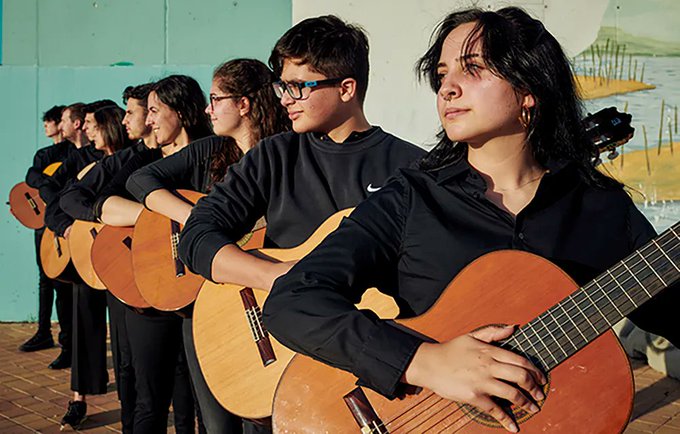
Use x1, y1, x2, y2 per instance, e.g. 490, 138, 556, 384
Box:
433, 154, 572, 187
313, 126, 378, 143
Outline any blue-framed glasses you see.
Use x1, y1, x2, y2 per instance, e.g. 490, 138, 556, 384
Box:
271, 78, 346, 100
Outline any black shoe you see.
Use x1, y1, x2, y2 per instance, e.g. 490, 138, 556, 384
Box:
60, 400, 86, 431
48, 350, 72, 370
18, 332, 54, 352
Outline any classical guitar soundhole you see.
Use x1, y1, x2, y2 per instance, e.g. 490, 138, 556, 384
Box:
239, 287, 276, 367
458, 381, 549, 428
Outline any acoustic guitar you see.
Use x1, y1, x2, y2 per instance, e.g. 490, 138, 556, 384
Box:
69, 220, 106, 289
40, 228, 79, 283
8, 183, 46, 229
91, 225, 150, 308
271, 223, 679, 433
7, 161, 63, 229
132, 190, 266, 311
192, 208, 400, 419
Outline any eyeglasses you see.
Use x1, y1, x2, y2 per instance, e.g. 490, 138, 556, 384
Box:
271, 78, 346, 100
209, 94, 239, 111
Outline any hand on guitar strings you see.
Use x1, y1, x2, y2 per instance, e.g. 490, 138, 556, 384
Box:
403, 324, 547, 433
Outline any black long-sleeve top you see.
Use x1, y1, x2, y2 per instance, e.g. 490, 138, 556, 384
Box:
126, 135, 227, 205
25, 140, 75, 189
263, 158, 680, 399
42, 146, 104, 236
176, 128, 425, 281
59, 141, 148, 222
94, 148, 164, 216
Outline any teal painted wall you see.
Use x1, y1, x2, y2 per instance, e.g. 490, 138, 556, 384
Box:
0, 0, 291, 321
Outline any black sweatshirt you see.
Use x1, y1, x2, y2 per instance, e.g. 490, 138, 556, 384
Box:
177, 127, 425, 281
60, 141, 148, 222
42, 146, 105, 236
25, 140, 76, 189
264, 158, 680, 399
126, 135, 228, 204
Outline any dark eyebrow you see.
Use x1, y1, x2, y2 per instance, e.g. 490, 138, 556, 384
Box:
458, 53, 480, 61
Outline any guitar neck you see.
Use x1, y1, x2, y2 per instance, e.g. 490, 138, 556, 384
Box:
503, 221, 680, 371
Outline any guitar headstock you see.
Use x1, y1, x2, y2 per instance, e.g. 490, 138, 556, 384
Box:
583, 107, 634, 160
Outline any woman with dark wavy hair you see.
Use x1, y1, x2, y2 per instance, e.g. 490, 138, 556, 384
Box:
92, 105, 131, 155
263, 7, 679, 433
147, 74, 212, 152
124, 58, 289, 434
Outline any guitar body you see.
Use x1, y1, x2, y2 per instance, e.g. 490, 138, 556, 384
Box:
9, 182, 46, 229
132, 190, 206, 311
272, 250, 633, 433
92, 225, 150, 308
40, 228, 79, 283
69, 220, 106, 289
193, 208, 400, 419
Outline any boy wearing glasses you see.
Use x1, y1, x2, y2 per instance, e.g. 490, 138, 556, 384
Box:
179, 14, 423, 296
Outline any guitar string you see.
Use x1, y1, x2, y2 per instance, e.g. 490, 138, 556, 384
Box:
369, 228, 678, 432
505, 229, 678, 367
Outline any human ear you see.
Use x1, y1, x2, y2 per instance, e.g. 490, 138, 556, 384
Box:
339, 78, 358, 102
238, 96, 251, 117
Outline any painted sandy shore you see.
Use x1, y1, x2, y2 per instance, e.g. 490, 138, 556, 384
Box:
599, 143, 679, 202
576, 75, 656, 100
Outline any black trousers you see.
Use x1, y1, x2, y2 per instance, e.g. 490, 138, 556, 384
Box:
71, 282, 108, 394
107, 293, 135, 433
183, 318, 246, 434
126, 309, 196, 433
34, 228, 72, 349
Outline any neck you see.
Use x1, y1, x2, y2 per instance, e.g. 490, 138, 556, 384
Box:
142, 133, 159, 149
325, 109, 371, 144
232, 121, 257, 155
161, 130, 191, 157
50, 135, 62, 144
467, 133, 543, 191
71, 132, 88, 149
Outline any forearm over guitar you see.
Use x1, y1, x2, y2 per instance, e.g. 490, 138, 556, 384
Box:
100, 196, 143, 227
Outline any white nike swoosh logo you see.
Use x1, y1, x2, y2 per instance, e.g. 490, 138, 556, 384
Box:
366, 184, 381, 193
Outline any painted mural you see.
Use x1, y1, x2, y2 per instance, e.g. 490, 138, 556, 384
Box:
575, 0, 680, 232
574, 0, 680, 378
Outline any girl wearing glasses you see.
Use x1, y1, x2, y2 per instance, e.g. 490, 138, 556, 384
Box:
122, 59, 290, 433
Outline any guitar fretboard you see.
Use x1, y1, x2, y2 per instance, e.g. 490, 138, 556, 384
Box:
501, 221, 680, 371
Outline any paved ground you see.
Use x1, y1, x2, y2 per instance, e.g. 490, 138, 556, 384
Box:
0, 322, 679, 433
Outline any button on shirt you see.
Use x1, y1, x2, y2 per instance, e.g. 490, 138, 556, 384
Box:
264, 157, 680, 399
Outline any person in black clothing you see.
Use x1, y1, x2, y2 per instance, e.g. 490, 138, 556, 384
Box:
176, 17, 424, 434
19, 105, 74, 361
94, 75, 213, 434
126, 59, 289, 434
44, 102, 129, 431
262, 8, 680, 433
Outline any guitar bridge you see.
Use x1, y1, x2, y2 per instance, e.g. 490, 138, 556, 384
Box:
24, 192, 40, 215
170, 220, 186, 277
344, 387, 389, 433
240, 287, 276, 367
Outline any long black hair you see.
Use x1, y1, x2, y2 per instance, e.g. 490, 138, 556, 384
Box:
417, 7, 620, 188
153, 75, 212, 142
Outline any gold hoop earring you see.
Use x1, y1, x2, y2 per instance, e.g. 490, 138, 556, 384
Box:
520, 106, 532, 129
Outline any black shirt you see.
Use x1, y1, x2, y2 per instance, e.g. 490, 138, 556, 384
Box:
263, 157, 680, 399
126, 135, 227, 204
60, 141, 149, 222
177, 127, 425, 281
25, 140, 76, 189
42, 146, 105, 235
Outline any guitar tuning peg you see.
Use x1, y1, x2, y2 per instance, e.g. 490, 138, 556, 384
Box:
594, 156, 603, 166
607, 149, 619, 160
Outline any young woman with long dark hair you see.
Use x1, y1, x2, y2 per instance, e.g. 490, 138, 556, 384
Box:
263, 7, 680, 433
125, 58, 290, 434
